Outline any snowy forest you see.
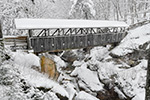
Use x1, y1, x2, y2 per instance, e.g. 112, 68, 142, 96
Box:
1, 0, 150, 100
1, 0, 150, 35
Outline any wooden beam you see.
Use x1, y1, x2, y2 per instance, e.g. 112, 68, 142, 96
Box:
97, 28, 104, 33
46, 29, 50, 36
65, 28, 76, 35
81, 28, 88, 34
37, 29, 45, 37
27, 30, 33, 49
29, 30, 33, 37
52, 29, 59, 36
57, 29, 65, 35
75, 28, 81, 34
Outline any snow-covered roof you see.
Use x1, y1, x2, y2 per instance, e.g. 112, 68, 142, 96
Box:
15, 19, 129, 30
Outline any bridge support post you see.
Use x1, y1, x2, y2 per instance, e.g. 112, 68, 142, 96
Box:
27, 30, 33, 50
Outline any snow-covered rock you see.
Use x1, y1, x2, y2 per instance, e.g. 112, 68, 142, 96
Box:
97, 58, 147, 100
111, 23, 150, 56
75, 91, 99, 100
89, 46, 109, 61
71, 62, 103, 92
63, 81, 77, 100
117, 60, 147, 98
11, 51, 40, 69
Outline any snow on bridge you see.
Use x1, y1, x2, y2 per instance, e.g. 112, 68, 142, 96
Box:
13, 19, 129, 53
15, 19, 128, 29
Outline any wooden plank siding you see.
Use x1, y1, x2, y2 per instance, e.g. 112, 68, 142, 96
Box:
4, 36, 28, 51
31, 33, 125, 53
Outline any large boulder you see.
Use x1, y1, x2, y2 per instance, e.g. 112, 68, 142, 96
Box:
41, 56, 59, 80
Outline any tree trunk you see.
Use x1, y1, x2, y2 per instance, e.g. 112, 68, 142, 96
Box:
0, 20, 4, 64
0, 20, 3, 38
145, 50, 150, 100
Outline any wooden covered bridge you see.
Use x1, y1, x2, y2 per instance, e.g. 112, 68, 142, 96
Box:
9, 19, 128, 53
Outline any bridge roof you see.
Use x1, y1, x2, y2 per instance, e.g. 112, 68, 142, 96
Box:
15, 19, 128, 30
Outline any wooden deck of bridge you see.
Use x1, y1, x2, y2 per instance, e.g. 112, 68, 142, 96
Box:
13, 19, 128, 53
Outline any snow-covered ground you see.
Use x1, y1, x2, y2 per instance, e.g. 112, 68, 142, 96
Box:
112, 23, 150, 56
0, 51, 69, 100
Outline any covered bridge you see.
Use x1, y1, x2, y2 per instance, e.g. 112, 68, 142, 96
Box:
15, 19, 128, 53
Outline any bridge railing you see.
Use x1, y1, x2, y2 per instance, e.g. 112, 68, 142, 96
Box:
31, 27, 126, 37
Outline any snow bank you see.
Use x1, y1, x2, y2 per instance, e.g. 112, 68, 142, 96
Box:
75, 91, 99, 100
11, 52, 69, 98
11, 51, 40, 68
43, 91, 60, 100
63, 81, 77, 100
97, 59, 147, 100
132, 90, 145, 100
89, 46, 109, 61
111, 23, 150, 56
0, 85, 10, 100
117, 60, 147, 99
98, 61, 121, 80
0, 63, 62, 100
53, 55, 67, 69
